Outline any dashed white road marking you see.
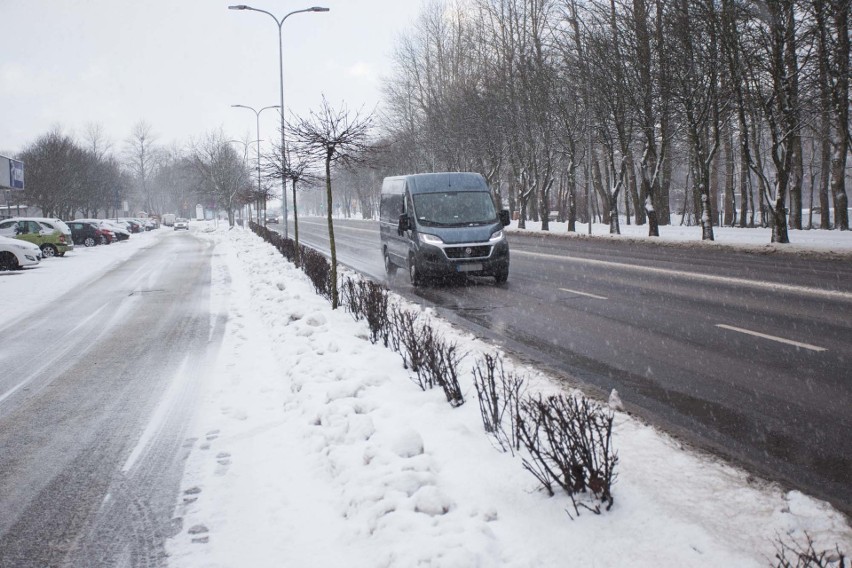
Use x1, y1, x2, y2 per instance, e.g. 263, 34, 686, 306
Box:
559, 288, 608, 300
715, 324, 827, 352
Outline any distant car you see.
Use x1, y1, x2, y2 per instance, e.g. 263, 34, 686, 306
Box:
119, 219, 144, 233
67, 221, 103, 247
0, 235, 41, 270
174, 218, 189, 231
266, 216, 278, 224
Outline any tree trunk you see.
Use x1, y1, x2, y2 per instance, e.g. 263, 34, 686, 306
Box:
292, 178, 301, 266
738, 134, 750, 228
723, 121, 735, 226
325, 153, 339, 309
829, 0, 849, 230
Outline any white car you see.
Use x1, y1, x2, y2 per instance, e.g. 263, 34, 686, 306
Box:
174, 218, 189, 231
0, 235, 41, 270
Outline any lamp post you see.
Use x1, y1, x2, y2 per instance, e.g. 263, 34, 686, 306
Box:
231, 104, 279, 227
228, 4, 330, 238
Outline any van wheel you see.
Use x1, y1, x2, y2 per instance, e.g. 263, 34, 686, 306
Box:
495, 268, 509, 284
408, 255, 423, 287
384, 250, 397, 277
41, 244, 57, 258
0, 251, 19, 271
84, 236, 96, 247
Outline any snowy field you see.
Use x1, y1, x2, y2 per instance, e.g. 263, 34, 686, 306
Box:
1, 224, 850, 566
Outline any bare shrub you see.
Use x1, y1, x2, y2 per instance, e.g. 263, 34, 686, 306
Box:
341, 277, 361, 316
472, 353, 526, 453
341, 277, 391, 345
421, 332, 465, 407
299, 246, 332, 299
389, 306, 427, 374
517, 393, 617, 514
773, 534, 847, 568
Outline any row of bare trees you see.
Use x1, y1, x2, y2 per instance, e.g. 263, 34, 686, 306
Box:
371, 0, 850, 242
10, 121, 267, 224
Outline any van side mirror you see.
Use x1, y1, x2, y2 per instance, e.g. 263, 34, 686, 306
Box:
398, 213, 412, 234
499, 209, 510, 227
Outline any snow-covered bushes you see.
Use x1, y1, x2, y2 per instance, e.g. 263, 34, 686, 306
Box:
472, 353, 525, 454
773, 533, 847, 568
251, 224, 615, 513
472, 354, 617, 514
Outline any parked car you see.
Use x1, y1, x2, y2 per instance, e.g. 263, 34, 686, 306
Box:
119, 218, 144, 233
0, 217, 75, 258
0, 235, 41, 270
73, 219, 130, 242
67, 221, 105, 247
174, 218, 189, 231
102, 221, 131, 241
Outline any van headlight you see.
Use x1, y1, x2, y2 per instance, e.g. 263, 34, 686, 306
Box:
419, 233, 443, 245
489, 229, 505, 242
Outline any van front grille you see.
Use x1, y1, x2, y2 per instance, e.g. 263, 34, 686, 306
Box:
444, 245, 491, 259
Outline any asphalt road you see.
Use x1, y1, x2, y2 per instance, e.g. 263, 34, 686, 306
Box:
280, 217, 852, 515
0, 231, 225, 567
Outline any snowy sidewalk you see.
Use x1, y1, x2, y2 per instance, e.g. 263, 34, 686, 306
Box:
166, 225, 851, 568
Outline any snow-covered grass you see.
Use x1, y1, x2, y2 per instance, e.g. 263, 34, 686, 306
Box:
163, 222, 851, 567
507, 219, 852, 255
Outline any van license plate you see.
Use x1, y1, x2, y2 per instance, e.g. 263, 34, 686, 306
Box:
457, 263, 482, 273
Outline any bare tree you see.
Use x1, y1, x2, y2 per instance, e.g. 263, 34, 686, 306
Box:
289, 96, 375, 309
190, 130, 251, 227
123, 121, 161, 216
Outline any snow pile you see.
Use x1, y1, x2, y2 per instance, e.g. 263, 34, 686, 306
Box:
167, 224, 852, 567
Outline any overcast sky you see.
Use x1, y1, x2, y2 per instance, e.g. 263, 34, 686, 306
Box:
1, 0, 424, 157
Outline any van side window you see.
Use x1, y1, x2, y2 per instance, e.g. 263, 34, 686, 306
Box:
381, 194, 403, 222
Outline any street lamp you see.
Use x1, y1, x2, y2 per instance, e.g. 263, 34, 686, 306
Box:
231, 104, 279, 226
228, 4, 330, 238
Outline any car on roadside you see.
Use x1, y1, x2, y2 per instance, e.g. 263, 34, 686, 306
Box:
67, 221, 105, 247
0, 217, 75, 258
174, 218, 189, 231
118, 218, 144, 233
73, 219, 130, 242
0, 235, 41, 270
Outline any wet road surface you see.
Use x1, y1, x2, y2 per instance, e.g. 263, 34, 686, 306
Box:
0, 231, 226, 567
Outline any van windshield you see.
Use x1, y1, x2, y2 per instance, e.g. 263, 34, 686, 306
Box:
413, 191, 497, 227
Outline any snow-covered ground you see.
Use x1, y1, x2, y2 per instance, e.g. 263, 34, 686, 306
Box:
507, 219, 852, 255
2, 224, 850, 566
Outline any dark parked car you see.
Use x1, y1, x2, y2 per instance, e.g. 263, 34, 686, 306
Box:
67, 221, 103, 247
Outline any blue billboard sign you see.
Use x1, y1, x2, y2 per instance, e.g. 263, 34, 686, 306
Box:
10, 159, 24, 190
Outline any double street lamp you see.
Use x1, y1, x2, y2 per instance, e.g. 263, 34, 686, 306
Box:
230, 104, 279, 226
228, 4, 330, 238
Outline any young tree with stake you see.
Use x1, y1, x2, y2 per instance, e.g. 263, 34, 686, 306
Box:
289, 96, 374, 309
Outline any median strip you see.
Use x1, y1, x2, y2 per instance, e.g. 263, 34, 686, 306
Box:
715, 324, 827, 352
